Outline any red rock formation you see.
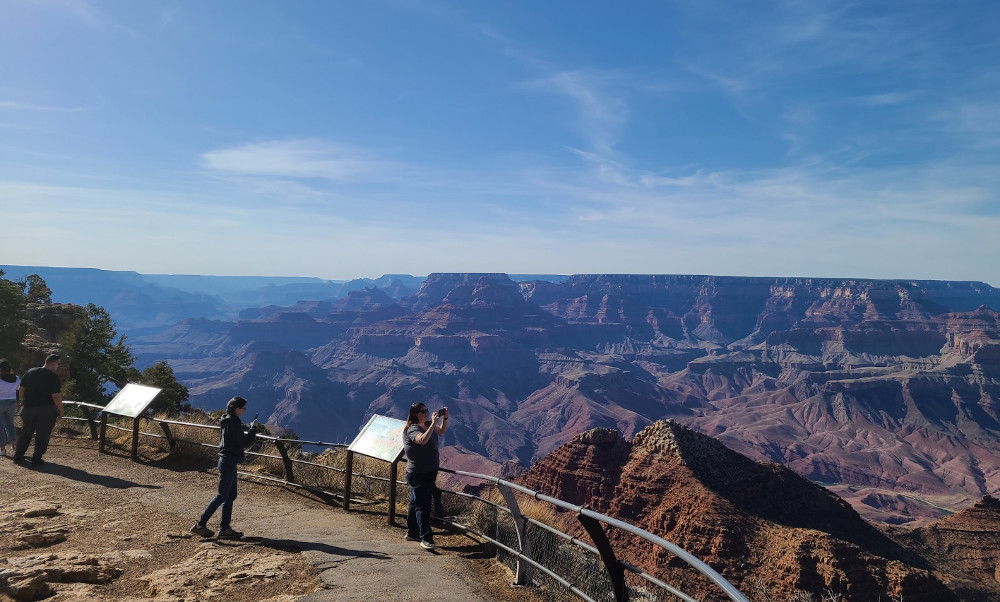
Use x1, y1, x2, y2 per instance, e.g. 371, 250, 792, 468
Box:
520, 422, 958, 601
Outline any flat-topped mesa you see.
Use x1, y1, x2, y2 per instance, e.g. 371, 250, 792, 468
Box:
402, 273, 518, 310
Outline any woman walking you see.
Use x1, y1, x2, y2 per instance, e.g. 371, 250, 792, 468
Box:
191, 396, 258, 539
402, 402, 449, 549
0, 359, 19, 456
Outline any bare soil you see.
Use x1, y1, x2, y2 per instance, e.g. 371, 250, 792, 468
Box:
0, 431, 547, 602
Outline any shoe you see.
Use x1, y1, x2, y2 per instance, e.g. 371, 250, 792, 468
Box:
30, 458, 44, 466
190, 524, 214, 538
420, 540, 436, 550
218, 527, 244, 540
12, 455, 24, 463
404, 534, 420, 542
1, 448, 6, 456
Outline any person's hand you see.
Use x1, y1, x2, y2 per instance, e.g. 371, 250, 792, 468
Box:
430, 410, 440, 423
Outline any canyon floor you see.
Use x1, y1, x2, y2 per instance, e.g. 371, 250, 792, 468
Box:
0, 434, 543, 602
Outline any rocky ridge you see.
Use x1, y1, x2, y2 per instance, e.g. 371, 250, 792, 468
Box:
520, 421, 1000, 601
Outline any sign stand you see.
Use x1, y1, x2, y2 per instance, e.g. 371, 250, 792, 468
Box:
98, 383, 162, 461
346, 415, 407, 524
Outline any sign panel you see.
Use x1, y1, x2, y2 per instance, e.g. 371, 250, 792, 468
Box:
102, 383, 162, 418
348, 414, 407, 463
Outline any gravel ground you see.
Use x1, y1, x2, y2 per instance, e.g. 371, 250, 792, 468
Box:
0, 431, 548, 602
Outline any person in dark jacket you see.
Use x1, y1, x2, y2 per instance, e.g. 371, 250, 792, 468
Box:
191, 396, 258, 539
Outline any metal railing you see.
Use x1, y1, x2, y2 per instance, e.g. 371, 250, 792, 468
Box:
54, 401, 747, 602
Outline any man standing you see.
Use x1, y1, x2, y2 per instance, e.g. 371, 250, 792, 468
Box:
14, 353, 64, 466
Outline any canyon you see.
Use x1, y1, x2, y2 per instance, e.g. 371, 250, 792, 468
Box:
118, 273, 1000, 526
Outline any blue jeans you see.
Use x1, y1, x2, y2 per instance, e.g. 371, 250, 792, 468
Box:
14, 404, 58, 461
0, 399, 16, 448
198, 457, 239, 529
406, 470, 438, 542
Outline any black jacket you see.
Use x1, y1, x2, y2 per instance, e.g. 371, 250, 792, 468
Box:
218, 413, 257, 461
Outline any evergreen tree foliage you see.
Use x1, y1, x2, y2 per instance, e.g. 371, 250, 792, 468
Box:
141, 360, 191, 414
60, 303, 139, 404
0, 270, 28, 361
23, 274, 53, 304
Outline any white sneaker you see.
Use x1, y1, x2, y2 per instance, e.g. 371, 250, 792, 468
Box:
420, 540, 436, 550
404, 534, 419, 542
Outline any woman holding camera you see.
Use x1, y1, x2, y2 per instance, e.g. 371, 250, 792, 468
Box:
402, 402, 448, 549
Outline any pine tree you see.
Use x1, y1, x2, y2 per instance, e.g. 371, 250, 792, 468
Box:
141, 360, 191, 414
60, 303, 139, 404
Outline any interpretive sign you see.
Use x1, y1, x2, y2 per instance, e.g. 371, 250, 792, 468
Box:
347, 414, 406, 463
102, 383, 162, 418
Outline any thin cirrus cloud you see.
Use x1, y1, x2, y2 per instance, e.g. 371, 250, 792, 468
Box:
520, 70, 630, 155
0, 100, 83, 112
200, 139, 414, 183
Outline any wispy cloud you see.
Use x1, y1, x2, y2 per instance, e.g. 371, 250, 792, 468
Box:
200, 139, 414, 183
0, 101, 83, 112
36, 0, 141, 38
522, 70, 630, 154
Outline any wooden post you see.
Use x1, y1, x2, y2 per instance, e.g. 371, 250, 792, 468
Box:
343, 450, 354, 511
98, 413, 108, 453
79, 406, 99, 440
130, 416, 141, 461
388, 459, 399, 525
274, 440, 295, 483
159, 422, 176, 449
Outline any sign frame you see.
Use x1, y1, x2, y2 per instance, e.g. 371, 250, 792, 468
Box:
347, 414, 407, 463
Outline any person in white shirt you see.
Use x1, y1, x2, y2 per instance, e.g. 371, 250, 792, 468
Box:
0, 359, 20, 456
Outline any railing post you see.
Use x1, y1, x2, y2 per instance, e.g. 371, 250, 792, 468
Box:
130, 416, 141, 461
274, 440, 295, 483
343, 450, 354, 511
388, 458, 399, 525
496, 482, 533, 586
79, 405, 99, 440
98, 412, 108, 453
159, 421, 176, 449
578, 511, 628, 602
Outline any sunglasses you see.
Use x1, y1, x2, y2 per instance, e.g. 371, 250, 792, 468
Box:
417, 408, 427, 414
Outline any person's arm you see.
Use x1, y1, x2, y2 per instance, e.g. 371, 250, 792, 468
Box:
414, 412, 441, 445
242, 419, 258, 448
18, 385, 24, 408
53, 393, 63, 418
435, 410, 449, 435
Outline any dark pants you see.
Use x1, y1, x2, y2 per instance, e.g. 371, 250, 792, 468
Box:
406, 470, 438, 542
15, 404, 58, 462
198, 457, 239, 529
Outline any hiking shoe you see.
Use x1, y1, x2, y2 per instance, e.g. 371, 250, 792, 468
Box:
30, 458, 44, 466
218, 528, 244, 540
420, 540, 436, 550
404, 534, 420, 542
190, 524, 214, 538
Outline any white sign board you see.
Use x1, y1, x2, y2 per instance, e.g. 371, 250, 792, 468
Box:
347, 415, 407, 463
102, 383, 162, 418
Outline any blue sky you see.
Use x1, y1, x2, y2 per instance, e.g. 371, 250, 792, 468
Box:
2, 1, 998, 284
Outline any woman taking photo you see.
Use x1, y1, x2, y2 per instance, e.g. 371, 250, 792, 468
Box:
402, 402, 448, 549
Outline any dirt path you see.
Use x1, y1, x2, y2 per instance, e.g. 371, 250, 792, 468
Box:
0, 435, 543, 602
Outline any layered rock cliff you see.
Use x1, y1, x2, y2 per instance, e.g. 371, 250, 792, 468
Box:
131, 273, 1000, 522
